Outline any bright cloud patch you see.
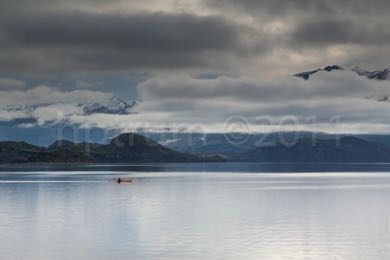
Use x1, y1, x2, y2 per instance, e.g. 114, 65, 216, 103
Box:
57, 72, 390, 133
3, 72, 390, 134
0, 86, 112, 123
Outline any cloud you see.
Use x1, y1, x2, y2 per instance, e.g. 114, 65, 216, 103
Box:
4, 12, 236, 51
1, 0, 390, 136
75, 80, 103, 89
205, 0, 390, 16
0, 110, 29, 122
138, 72, 390, 102
32, 104, 85, 126
1, 0, 389, 79
203, 0, 390, 71
0, 78, 26, 89
290, 19, 390, 48
2, 72, 386, 134
0, 86, 111, 105
49, 72, 390, 133
0, 86, 112, 122
0, 9, 261, 76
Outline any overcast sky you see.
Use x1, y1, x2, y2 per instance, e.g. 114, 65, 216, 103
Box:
1, 0, 390, 133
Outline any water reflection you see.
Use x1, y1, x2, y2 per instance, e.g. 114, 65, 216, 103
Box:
1, 170, 390, 259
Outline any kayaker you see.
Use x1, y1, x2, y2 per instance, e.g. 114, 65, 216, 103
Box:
117, 178, 133, 183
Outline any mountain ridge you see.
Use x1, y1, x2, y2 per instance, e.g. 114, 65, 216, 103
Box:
294, 65, 390, 80
2, 134, 390, 163
234, 136, 390, 162
83, 96, 138, 115
0, 133, 223, 163
294, 65, 344, 80
0, 96, 138, 117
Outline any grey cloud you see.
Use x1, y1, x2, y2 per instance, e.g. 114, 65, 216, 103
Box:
3, 74, 390, 133
344, 46, 390, 69
130, 73, 390, 131
0, 85, 113, 123
0, 78, 26, 89
3, 12, 235, 51
206, 0, 390, 16
206, 0, 390, 49
206, 0, 333, 15
290, 19, 390, 47
138, 72, 390, 103
0, 0, 390, 103
0, 9, 261, 76
0, 86, 111, 105
203, 0, 390, 73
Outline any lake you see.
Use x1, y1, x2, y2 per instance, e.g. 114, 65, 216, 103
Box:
1, 163, 390, 259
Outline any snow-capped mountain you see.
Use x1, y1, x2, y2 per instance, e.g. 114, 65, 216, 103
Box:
83, 96, 138, 115
295, 65, 390, 81
0, 96, 138, 117
352, 67, 390, 80
1, 104, 38, 113
294, 65, 344, 80
0, 103, 54, 116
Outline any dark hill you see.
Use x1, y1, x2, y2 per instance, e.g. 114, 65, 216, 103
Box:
0, 133, 224, 163
0, 141, 43, 163
92, 133, 219, 163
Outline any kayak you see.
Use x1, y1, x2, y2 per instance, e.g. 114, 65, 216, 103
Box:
116, 178, 133, 183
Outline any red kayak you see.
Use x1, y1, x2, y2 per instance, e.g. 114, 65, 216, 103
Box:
116, 178, 133, 184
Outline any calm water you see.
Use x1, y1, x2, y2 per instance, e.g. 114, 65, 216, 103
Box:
1, 164, 390, 259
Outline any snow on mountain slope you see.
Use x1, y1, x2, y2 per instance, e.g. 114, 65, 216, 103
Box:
0, 96, 139, 121
368, 68, 390, 80
294, 65, 344, 80
296, 65, 390, 81
294, 69, 321, 80
83, 96, 137, 115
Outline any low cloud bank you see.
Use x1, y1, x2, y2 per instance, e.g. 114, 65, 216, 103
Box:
3, 72, 390, 134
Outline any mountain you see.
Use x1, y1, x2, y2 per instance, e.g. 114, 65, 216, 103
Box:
352, 67, 390, 80
1, 104, 41, 113
0, 133, 223, 163
83, 96, 138, 115
294, 65, 344, 80
5, 126, 390, 158
294, 69, 321, 80
148, 132, 390, 158
3, 133, 390, 163
323, 65, 344, 72
295, 65, 390, 81
0, 141, 44, 163
0, 96, 138, 118
234, 136, 390, 162
146, 132, 334, 158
